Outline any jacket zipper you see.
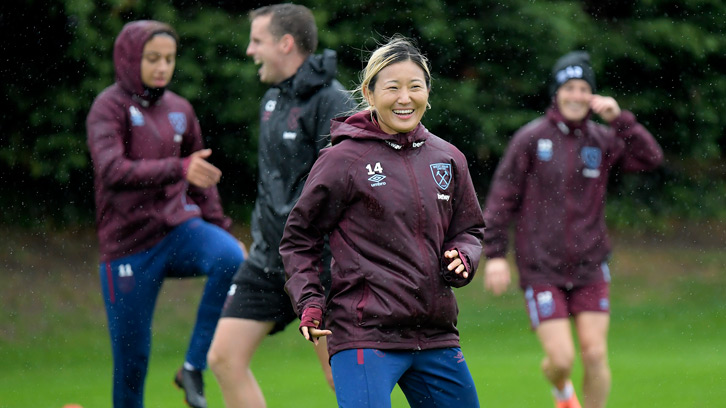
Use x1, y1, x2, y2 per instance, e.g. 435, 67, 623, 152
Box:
402, 148, 428, 350
564, 129, 576, 288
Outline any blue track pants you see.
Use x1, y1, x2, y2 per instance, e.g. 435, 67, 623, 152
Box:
99, 218, 243, 407
331, 348, 480, 408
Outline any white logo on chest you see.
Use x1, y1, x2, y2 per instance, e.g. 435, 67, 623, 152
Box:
129, 106, 144, 126
366, 162, 386, 187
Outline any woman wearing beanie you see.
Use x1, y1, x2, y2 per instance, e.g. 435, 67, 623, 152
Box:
481, 51, 663, 408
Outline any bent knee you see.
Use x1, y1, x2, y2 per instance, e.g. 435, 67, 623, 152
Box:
207, 344, 228, 373
581, 345, 608, 367
207, 249, 244, 280
219, 246, 245, 273
545, 351, 575, 374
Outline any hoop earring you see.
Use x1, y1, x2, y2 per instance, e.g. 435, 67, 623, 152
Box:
370, 108, 379, 127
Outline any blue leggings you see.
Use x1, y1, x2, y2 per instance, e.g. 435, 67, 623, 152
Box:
99, 218, 244, 408
331, 348, 480, 408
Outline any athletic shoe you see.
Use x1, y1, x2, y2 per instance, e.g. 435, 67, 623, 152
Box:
174, 366, 207, 408
554, 390, 582, 408
552, 381, 581, 408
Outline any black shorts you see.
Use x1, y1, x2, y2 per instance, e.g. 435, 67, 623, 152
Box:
220, 261, 297, 334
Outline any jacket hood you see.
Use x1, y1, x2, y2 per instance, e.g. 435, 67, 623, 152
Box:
330, 110, 429, 147
113, 20, 177, 101
281, 49, 338, 98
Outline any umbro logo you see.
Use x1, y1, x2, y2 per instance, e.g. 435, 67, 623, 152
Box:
366, 162, 386, 187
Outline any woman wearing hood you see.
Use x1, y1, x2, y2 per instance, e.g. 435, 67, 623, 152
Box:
280, 35, 486, 407
481, 51, 663, 408
86, 20, 245, 408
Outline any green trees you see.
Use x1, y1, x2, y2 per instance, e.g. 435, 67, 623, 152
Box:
2, 0, 725, 228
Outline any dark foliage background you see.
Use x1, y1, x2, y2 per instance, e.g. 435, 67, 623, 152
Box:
2, 0, 725, 231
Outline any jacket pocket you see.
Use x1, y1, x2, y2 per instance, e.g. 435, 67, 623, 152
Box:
355, 281, 371, 326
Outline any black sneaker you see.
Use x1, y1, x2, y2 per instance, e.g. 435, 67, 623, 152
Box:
174, 366, 207, 408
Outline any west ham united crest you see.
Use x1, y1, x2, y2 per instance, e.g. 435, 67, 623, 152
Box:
168, 112, 187, 135
581, 146, 602, 168
581, 146, 602, 178
537, 291, 555, 318
430, 163, 452, 190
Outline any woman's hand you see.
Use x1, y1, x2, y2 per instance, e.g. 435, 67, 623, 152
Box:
444, 249, 468, 279
184, 149, 222, 188
590, 95, 621, 123
483, 257, 511, 296
300, 325, 332, 345
299, 307, 332, 345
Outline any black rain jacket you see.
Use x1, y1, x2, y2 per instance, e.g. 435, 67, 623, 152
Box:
247, 50, 355, 272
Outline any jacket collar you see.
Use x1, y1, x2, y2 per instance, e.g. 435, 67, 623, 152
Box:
330, 110, 429, 149
274, 49, 338, 99
546, 101, 592, 136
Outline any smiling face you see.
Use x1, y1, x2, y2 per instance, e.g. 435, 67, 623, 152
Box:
246, 15, 288, 84
364, 60, 430, 134
140, 34, 176, 88
556, 78, 592, 123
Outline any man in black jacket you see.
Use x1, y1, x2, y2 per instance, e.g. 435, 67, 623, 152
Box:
207, 4, 354, 407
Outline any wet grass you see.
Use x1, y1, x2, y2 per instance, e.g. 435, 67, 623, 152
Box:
1, 225, 724, 407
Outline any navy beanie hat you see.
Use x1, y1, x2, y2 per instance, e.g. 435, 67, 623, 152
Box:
549, 51, 596, 97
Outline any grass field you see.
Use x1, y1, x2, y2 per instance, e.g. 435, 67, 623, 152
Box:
1, 224, 724, 407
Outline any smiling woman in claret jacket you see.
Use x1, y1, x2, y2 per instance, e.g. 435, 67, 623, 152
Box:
280, 35, 486, 408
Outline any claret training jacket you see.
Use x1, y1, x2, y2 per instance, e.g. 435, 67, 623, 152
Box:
247, 49, 354, 273
281, 111, 486, 357
86, 20, 231, 262
483, 105, 663, 288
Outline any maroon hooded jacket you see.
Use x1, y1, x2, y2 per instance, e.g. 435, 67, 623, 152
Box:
483, 106, 663, 288
280, 111, 485, 357
86, 20, 232, 262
